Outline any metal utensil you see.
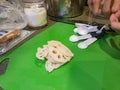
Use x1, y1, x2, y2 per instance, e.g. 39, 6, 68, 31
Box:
0, 86, 4, 90
0, 58, 9, 75
47, 0, 85, 18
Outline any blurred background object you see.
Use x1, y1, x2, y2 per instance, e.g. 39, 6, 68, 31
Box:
0, 0, 27, 30
47, 0, 85, 18
22, 0, 47, 28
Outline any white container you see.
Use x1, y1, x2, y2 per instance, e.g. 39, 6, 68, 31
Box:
23, 0, 47, 28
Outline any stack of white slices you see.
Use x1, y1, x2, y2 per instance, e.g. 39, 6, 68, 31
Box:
36, 40, 74, 72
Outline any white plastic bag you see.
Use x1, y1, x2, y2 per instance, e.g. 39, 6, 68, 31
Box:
0, 0, 27, 30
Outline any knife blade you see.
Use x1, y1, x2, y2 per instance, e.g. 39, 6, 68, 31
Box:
0, 58, 9, 75
0, 86, 4, 90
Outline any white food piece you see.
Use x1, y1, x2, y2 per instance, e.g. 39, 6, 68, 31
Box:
36, 46, 48, 60
45, 61, 63, 72
48, 40, 73, 57
36, 40, 74, 72
48, 46, 67, 63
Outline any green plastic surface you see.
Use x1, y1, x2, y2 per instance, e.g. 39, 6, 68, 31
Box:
0, 22, 120, 90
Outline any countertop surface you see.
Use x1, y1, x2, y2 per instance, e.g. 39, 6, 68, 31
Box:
0, 6, 109, 57
0, 22, 120, 90
0, 6, 120, 90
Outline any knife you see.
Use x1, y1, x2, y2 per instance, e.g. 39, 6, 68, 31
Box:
0, 58, 9, 75
0, 86, 4, 90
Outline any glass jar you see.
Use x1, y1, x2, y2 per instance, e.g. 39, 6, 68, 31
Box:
22, 0, 47, 29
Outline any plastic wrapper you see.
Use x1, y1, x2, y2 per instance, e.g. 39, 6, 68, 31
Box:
0, 30, 34, 55
0, 0, 27, 30
0, 0, 29, 55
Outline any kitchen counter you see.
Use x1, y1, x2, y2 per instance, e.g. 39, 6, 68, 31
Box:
0, 6, 109, 57
0, 21, 120, 90
0, 6, 120, 90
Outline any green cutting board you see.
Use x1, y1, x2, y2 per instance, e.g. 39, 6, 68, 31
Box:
0, 22, 120, 90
